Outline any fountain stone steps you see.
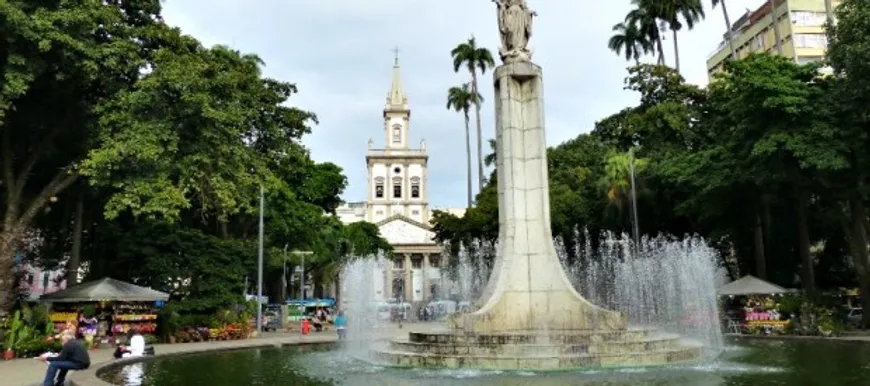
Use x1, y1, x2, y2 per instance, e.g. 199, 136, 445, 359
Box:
389, 333, 683, 356
407, 328, 654, 345
371, 344, 703, 370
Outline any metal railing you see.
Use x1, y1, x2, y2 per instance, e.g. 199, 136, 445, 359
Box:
367, 148, 427, 156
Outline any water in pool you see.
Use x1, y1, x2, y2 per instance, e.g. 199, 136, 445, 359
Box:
104, 339, 870, 386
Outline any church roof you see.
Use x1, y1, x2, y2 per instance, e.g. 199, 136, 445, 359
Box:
375, 214, 432, 230
385, 52, 409, 111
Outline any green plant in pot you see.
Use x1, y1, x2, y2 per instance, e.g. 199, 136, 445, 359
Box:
3, 311, 23, 360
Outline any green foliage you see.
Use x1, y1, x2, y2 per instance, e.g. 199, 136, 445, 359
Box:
2, 310, 51, 354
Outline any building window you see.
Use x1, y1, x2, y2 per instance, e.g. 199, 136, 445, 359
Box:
376, 210, 384, 215
392, 124, 401, 143
751, 34, 764, 51
410, 176, 421, 198
429, 255, 440, 268
412, 210, 419, 215
794, 33, 827, 49
393, 258, 404, 270
27, 273, 34, 286
392, 177, 402, 198
791, 11, 825, 27
375, 177, 384, 198
411, 254, 423, 269
42, 272, 49, 289
797, 55, 823, 64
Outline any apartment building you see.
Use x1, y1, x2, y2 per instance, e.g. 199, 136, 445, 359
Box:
706, 0, 838, 79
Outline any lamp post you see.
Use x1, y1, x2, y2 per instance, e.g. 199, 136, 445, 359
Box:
288, 250, 313, 300
287, 250, 313, 336
629, 148, 640, 256
256, 186, 265, 333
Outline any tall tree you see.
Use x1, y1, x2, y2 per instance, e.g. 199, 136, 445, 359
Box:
626, 5, 667, 65
825, 0, 870, 325
655, 0, 706, 72
608, 22, 654, 65
768, 0, 784, 55
446, 83, 477, 208
824, 0, 834, 25
0, 0, 166, 309
451, 37, 495, 194
712, 0, 738, 60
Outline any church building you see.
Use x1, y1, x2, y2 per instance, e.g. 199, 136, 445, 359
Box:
335, 55, 463, 305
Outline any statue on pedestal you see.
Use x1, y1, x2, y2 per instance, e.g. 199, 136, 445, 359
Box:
493, 0, 536, 63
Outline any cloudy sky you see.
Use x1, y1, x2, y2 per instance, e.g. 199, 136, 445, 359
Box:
161, 0, 767, 209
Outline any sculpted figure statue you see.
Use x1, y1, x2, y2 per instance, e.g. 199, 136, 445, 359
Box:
493, 0, 536, 62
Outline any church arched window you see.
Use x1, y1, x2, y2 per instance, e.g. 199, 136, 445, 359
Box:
392, 124, 401, 143
375, 177, 385, 198
410, 176, 421, 198
392, 176, 402, 198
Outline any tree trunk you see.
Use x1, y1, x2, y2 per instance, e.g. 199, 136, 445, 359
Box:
471, 71, 485, 194
66, 192, 85, 285
840, 197, 870, 327
794, 190, 816, 298
334, 272, 342, 309
0, 232, 22, 311
656, 33, 666, 65
768, 0, 784, 55
671, 29, 680, 72
720, 0, 738, 60
464, 113, 473, 208
824, 0, 834, 25
753, 213, 767, 279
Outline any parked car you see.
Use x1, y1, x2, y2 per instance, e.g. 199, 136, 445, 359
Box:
845, 307, 863, 327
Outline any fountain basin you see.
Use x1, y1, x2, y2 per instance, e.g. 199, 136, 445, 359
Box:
370, 328, 703, 370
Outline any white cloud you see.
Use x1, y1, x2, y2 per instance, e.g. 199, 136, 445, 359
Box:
160, 0, 768, 208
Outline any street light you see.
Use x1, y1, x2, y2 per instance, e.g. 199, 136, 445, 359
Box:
287, 250, 313, 337
256, 186, 265, 333
283, 249, 313, 301
629, 148, 640, 256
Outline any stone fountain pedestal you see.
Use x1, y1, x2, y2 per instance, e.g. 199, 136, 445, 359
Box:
447, 61, 624, 333
370, 62, 704, 370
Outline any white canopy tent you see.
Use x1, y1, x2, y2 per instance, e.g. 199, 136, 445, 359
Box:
717, 275, 789, 296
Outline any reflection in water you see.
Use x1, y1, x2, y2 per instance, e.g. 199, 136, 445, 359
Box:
120, 362, 143, 386
102, 340, 870, 386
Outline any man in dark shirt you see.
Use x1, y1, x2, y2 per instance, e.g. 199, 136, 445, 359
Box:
39, 332, 90, 386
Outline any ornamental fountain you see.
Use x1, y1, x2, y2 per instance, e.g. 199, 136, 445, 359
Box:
369, 0, 707, 370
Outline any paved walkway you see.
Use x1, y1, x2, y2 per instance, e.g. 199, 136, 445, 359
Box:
7, 326, 866, 386
1, 323, 424, 386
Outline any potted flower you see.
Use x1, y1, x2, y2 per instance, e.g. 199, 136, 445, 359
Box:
3, 311, 23, 360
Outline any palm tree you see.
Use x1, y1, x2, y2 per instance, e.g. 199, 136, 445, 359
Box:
824, 0, 834, 24
484, 138, 497, 168
608, 21, 654, 65
451, 37, 495, 195
712, 0, 738, 60
625, 5, 666, 65
767, 0, 783, 55
600, 150, 647, 244
446, 83, 481, 208
654, 0, 706, 72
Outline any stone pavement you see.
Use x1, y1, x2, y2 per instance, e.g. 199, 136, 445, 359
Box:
0, 323, 421, 386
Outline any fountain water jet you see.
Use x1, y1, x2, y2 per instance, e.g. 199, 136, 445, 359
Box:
368, 0, 717, 369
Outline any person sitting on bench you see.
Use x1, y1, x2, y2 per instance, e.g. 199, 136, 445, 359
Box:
39, 332, 90, 386
113, 328, 145, 359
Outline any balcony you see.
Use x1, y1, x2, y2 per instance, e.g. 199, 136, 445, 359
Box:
367, 148, 427, 157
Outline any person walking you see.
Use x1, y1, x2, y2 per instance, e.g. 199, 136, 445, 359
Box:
334, 311, 347, 339
39, 332, 90, 386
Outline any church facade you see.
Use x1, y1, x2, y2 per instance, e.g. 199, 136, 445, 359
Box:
335, 56, 464, 304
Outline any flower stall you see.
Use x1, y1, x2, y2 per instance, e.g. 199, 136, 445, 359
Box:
40, 277, 169, 346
